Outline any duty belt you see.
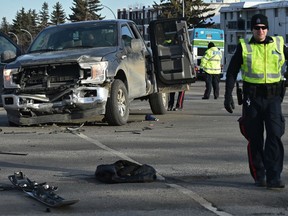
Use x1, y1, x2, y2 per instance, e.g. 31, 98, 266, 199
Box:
243, 81, 283, 99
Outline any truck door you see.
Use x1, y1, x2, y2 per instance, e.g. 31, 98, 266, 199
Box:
0, 32, 22, 105
120, 23, 147, 99
149, 19, 196, 88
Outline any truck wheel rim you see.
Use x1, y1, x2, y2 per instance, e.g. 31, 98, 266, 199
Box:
117, 89, 126, 117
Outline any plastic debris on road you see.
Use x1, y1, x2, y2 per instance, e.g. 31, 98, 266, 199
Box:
145, 114, 159, 121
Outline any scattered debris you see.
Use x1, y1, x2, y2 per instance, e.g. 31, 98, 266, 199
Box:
0, 184, 15, 191
114, 126, 154, 134
142, 126, 153, 131
0, 151, 28, 156
115, 130, 142, 134
95, 160, 157, 183
145, 114, 159, 121
66, 123, 85, 133
165, 124, 174, 128
3, 131, 36, 134
8, 171, 79, 207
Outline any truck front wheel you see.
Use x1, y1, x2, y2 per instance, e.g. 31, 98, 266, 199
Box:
105, 79, 129, 126
149, 92, 168, 114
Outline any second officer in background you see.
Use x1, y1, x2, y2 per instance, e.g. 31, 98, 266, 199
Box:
200, 42, 222, 99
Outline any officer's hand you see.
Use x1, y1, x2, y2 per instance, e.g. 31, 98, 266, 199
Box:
224, 95, 235, 113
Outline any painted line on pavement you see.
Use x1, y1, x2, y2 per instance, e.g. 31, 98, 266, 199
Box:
77, 132, 232, 216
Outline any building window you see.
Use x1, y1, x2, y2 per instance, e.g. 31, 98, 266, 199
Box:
274, 8, 278, 17
228, 21, 237, 29
230, 12, 233, 20
247, 21, 251, 31
286, 8, 288, 16
238, 18, 245, 30
286, 34, 288, 43
237, 12, 241, 19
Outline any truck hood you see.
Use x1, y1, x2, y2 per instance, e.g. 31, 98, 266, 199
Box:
14, 47, 116, 66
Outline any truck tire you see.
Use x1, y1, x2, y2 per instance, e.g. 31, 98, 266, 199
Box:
149, 92, 168, 115
105, 79, 129, 126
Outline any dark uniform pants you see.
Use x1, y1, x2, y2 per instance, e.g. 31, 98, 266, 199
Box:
239, 94, 285, 183
203, 73, 220, 99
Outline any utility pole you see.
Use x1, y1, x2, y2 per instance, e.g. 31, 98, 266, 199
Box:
182, 0, 185, 18
178, 0, 185, 18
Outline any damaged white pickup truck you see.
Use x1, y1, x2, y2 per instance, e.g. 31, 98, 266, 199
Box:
1, 19, 195, 126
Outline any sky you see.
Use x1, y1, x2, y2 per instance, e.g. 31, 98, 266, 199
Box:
0, 0, 157, 23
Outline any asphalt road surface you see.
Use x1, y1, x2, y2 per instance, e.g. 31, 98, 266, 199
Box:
1, 81, 288, 216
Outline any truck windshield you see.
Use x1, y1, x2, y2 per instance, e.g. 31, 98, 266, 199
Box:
29, 23, 117, 52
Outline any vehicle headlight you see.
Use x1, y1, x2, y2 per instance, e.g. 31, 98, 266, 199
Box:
3, 68, 20, 88
80, 61, 108, 84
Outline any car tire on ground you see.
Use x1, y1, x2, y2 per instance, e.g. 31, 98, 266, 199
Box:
149, 92, 168, 115
105, 79, 129, 126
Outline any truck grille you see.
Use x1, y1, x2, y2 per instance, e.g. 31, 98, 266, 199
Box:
15, 63, 80, 93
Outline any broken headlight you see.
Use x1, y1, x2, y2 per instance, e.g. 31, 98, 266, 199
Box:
80, 61, 108, 84
3, 67, 20, 88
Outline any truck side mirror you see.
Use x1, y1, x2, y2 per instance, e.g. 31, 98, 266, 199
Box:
131, 39, 143, 52
1, 50, 16, 63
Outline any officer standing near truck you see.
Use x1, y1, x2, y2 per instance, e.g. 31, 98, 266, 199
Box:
200, 42, 222, 99
224, 14, 288, 189
168, 91, 185, 111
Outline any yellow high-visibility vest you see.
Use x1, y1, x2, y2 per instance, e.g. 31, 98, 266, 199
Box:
200, 47, 222, 74
240, 36, 285, 84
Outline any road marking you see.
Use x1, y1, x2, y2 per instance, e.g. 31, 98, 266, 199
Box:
77, 133, 139, 164
77, 132, 233, 216
167, 183, 232, 216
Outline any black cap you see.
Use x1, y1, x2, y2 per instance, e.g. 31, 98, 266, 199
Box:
251, 14, 269, 31
208, 42, 215, 48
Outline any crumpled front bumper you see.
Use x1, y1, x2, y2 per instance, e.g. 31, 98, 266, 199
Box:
2, 86, 109, 126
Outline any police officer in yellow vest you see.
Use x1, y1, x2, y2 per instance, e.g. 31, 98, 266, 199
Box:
200, 42, 222, 99
224, 14, 288, 189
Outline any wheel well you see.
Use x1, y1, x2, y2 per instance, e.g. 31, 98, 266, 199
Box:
115, 70, 128, 91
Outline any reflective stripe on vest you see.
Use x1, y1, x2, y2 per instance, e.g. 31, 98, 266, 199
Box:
200, 47, 222, 74
240, 36, 285, 83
